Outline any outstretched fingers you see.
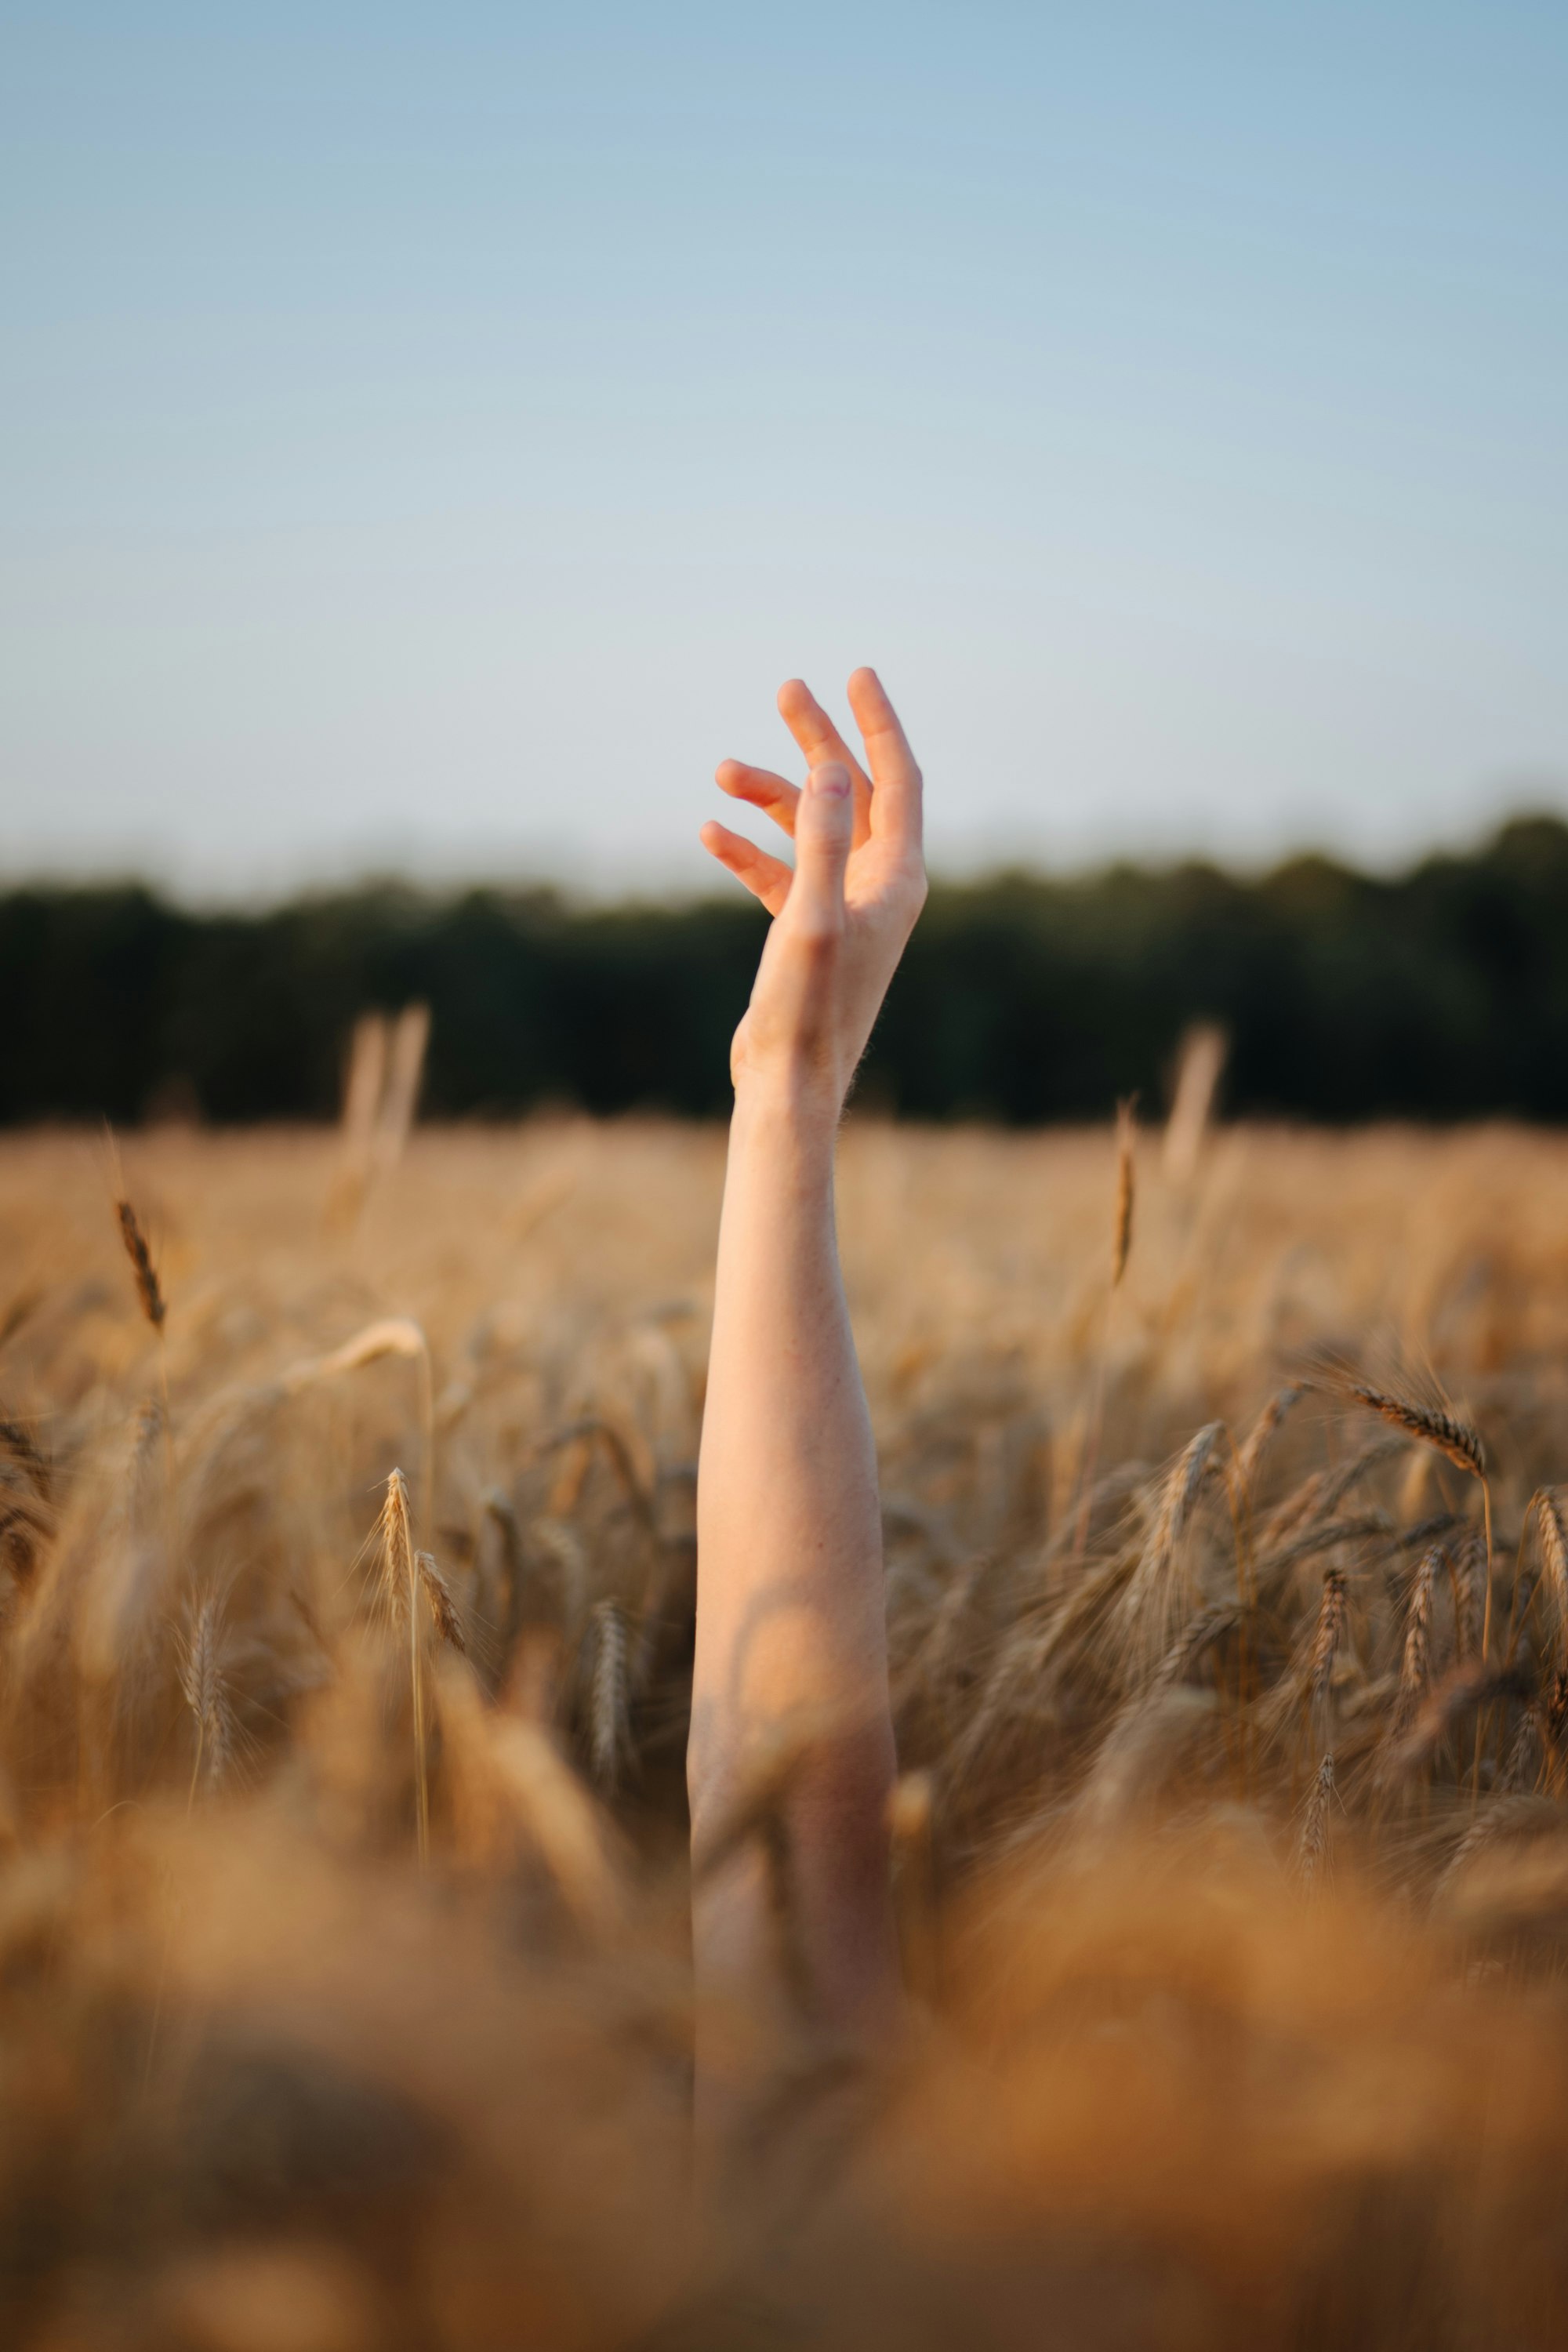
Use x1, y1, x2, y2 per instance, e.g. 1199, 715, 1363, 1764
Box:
777, 680, 873, 850
846, 668, 923, 858
715, 759, 800, 839
699, 821, 793, 916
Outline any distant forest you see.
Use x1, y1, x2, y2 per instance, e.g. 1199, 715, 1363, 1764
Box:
7, 815, 1568, 1126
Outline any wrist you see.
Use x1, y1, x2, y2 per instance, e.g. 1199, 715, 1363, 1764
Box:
730, 1068, 844, 1157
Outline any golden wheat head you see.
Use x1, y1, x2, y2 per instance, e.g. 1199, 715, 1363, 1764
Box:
115, 1199, 166, 1330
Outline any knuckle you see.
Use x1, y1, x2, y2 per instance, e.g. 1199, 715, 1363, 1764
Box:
788, 899, 844, 949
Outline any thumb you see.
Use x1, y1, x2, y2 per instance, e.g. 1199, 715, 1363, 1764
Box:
786, 761, 853, 941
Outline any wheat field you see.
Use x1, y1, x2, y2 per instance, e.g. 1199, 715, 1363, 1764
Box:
6, 1114, 1568, 2350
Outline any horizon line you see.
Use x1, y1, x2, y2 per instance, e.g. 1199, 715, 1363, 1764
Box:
6, 804, 1568, 916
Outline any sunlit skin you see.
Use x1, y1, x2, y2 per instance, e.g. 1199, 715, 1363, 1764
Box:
689, 670, 927, 2100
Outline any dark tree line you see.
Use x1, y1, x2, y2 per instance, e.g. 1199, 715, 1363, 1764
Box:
6, 814, 1568, 1125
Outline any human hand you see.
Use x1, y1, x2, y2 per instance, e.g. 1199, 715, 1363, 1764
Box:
701, 670, 926, 1116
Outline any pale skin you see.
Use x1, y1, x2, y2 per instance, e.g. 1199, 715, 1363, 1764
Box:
688, 668, 927, 2083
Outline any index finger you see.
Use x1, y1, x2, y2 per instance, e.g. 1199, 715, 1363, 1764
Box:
847, 669, 923, 855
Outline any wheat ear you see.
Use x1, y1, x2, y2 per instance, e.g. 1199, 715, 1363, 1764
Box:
1395, 1546, 1439, 1733
1110, 1098, 1137, 1288
178, 1595, 233, 1809
378, 1468, 427, 1864
1307, 1565, 1348, 1744
1526, 1490, 1568, 1664
1340, 1380, 1486, 1480
114, 1189, 175, 1494
115, 1200, 165, 1330
1233, 1384, 1303, 1501
416, 1550, 466, 1653
1334, 1374, 1495, 1658
1297, 1751, 1335, 1892
1123, 1421, 1225, 1658
588, 1598, 629, 1791
1544, 1668, 1568, 1794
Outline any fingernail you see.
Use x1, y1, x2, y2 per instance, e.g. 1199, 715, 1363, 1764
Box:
811, 762, 851, 799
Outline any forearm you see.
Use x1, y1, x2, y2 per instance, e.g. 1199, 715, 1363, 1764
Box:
690, 1080, 898, 2035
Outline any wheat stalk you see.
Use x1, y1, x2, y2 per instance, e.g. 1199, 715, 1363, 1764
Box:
1319, 1436, 1406, 1515
1261, 1515, 1392, 1581
328, 1011, 389, 1228
372, 1003, 430, 1175
1159, 1602, 1243, 1687
888, 1770, 938, 2004
1066, 1099, 1141, 1568
1163, 1022, 1226, 1184
1260, 1468, 1330, 1552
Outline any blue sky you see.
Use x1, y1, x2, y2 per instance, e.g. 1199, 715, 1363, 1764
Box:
2, 2, 1565, 895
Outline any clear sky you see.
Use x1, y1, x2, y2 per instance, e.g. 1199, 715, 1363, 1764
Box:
3, 2, 1565, 897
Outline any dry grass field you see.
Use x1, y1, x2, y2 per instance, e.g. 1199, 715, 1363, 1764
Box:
7, 1114, 1568, 2350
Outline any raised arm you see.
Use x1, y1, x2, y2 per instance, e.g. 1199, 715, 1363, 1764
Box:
688, 669, 926, 2076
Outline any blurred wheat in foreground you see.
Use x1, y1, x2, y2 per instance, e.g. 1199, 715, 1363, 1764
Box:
8, 1118, 1568, 2350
